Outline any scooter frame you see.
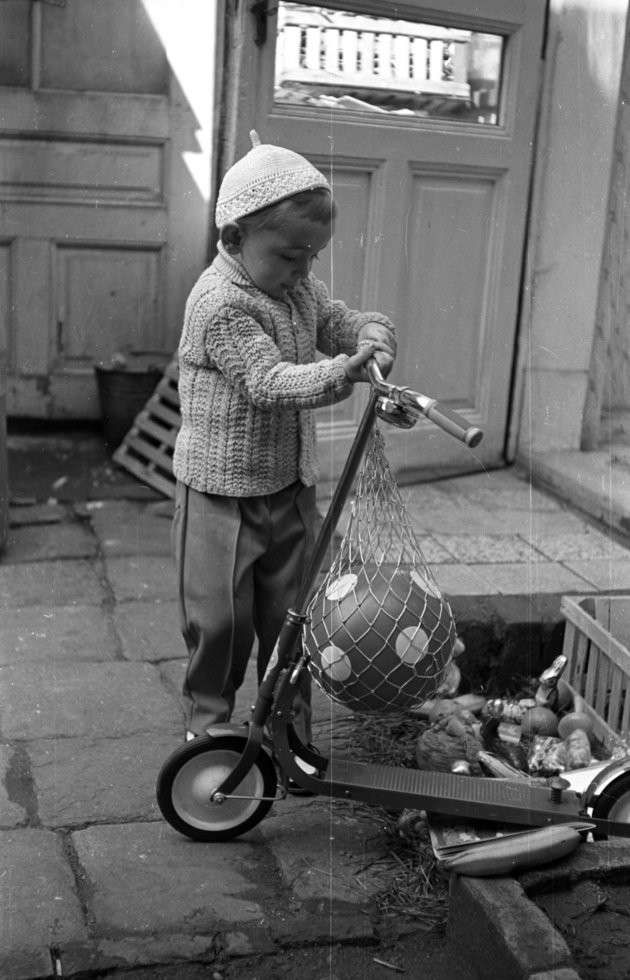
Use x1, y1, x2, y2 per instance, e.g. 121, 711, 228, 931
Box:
157, 365, 630, 843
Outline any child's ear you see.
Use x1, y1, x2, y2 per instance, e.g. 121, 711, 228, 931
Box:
220, 222, 243, 254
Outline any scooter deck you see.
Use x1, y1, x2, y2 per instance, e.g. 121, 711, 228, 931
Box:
310, 757, 584, 827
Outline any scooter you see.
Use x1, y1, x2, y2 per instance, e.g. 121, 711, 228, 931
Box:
156, 364, 630, 843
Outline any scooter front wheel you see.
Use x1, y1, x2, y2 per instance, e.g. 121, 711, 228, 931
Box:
156, 735, 278, 842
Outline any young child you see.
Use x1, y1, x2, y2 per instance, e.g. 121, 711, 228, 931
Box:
172, 131, 396, 758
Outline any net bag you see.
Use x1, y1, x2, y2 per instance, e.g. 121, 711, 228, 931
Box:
304, 427, 456, 713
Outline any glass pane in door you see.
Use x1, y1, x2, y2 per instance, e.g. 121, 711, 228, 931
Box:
275, 2, 504, 125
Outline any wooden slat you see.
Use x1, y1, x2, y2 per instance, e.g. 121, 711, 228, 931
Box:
113, 357, 180, 499
606, 664, 625, 732
141, 397, 180, 429
561, 596, 630, 675
131, 414, 178, 448
562, 594, 630, 742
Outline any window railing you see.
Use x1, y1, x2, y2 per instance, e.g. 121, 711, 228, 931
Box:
276, 6, 471, 102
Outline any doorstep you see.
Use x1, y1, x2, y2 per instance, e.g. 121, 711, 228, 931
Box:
527, 446, 630, 540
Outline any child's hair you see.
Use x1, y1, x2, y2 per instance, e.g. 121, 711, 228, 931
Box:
236, 187, 337, 235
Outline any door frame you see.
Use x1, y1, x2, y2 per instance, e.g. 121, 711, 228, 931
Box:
214, 0, 546, 480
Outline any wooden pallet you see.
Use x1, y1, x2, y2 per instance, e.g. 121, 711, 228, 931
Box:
113, 358, 180, 499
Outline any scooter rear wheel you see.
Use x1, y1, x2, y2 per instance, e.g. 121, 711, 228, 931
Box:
156, 735, 277, 841
583, 759, 630, 840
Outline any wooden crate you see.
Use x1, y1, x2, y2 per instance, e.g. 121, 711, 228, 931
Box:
113, 358, 180, 499
561, 594, 630, 756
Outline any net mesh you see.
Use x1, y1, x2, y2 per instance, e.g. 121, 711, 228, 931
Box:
304, 427, 456, 713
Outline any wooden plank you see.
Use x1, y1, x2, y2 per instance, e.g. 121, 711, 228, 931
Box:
115, 452, 175, 499
132, 414, 178, 448
564, 680, 623, 755
113, 358, 180, 499
122, 432, 174, 469
607, 597, 630, 649
621, 680, 630, 736
561, 596, 630, 675
141, 398, 180, 429
562, 594, 630, 741
593, 652, 610, 719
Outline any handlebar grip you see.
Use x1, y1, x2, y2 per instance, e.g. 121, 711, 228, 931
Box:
422, 399, 483, 447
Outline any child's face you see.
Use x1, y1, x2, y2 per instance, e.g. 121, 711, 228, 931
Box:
238, 215, 332, 300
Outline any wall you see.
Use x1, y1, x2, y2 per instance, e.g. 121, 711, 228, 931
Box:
513, 0, 628, 457
583, 12, 630, 448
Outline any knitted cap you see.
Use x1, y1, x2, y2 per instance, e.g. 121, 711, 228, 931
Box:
215, 131, 330, 227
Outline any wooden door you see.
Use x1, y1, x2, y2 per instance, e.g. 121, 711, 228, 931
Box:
230, 0, 546, 481
0, 0, 213, 419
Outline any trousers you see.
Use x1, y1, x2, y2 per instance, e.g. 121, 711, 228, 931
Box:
172, 479, 316, 741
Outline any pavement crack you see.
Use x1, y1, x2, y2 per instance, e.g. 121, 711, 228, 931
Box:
61, 830, 99, 936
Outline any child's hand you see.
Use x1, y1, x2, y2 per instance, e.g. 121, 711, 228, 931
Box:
356, 323, 396, 379
345, 341, 393, 383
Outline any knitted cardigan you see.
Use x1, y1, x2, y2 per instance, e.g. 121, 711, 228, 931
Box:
173, 244, 394, 496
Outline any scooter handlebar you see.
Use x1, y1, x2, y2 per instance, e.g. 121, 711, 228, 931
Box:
414, 397, 483, 447
367, 362, 483, 447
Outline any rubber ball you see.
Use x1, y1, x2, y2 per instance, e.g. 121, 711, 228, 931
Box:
304, 566, 456, 712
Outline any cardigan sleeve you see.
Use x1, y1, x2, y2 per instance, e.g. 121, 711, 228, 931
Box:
202, 303, 355, 410
308, 276, 396, 357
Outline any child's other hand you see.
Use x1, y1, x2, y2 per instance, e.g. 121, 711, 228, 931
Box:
345, 341, 393, 383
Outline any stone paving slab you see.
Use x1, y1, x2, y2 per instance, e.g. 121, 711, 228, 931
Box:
565, 558, 630, 591
406, 501, 512, 535
0, 743, 29, 827
433, 562, 503, 596
434, 533, 541, 563
8, 502, 68, 526
0, 661, 182, 739
112, 599, 183, 661
466, 561, 594, 596
0, 604, 119, 666
412, 533, 456, 563
1, 520, 97, 563
29, 733, 178, 827
531, 448, 630, 538
443, 483, 564, 512
86, 499, 173, 556
259, 796, 385, 907
104, 554, 177, 602
71, 822, 278, 935
0, 559, 106, 607
532, 531, 630, 562
57, 934, 240, 979
0, 828, 88, 980
508, 509, 594, 537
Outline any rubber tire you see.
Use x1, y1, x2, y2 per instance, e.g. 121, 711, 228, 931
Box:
156, 735, 277, 841
590, 771, 630, 841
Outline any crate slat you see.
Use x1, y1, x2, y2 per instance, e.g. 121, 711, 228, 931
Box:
562, 594, 630, 746
113, 357, 180, 499
561, 596, 630, 674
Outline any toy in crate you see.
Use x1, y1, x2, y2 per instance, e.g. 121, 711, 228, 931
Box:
412, 596, 630, 833
561, 595, 630, 828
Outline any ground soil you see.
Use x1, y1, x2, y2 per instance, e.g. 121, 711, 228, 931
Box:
534, 878, 630, 980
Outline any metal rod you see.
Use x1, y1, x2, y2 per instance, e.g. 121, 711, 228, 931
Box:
293, 389, 379, 613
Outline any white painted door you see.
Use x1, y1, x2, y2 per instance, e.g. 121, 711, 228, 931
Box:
0, 0, 213, 419
234, 0, 546, 481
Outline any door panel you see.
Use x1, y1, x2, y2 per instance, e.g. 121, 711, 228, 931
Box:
236, 0, 546, 480
1, 0, 212, 419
